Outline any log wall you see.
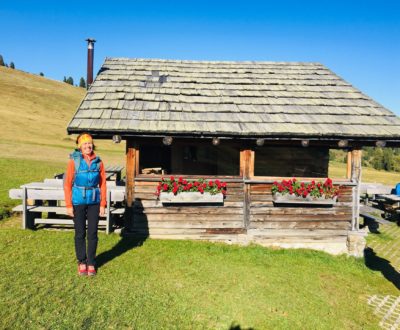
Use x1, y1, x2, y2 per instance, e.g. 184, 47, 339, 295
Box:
247, 183, 354, 243
128, 177, 354, 248
130, 178, 245, 241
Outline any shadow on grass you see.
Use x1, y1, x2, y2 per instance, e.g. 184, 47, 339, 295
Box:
364, 247, 400, 290
229, 323, 254, 330
96, 236, 146, 268
97, 199, 149, 268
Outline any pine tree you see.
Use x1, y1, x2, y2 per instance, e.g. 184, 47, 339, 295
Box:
39, 72, 44, 76
0, 55, 4, 66
9, 62, 15, 69
66, 77, 74, 85
63, 76, 67, 83
79, 77, 86, 88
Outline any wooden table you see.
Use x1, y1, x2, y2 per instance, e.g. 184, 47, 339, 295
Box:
9, 179, 126, 234
376, 194, 400, 220
105, 165, 124, 181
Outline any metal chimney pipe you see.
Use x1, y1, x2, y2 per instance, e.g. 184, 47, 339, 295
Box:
86, 38, 96, 89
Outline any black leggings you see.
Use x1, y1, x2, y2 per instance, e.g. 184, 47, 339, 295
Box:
73, 204, 100, 266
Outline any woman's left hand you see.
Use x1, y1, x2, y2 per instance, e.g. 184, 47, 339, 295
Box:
99, 206, 105, 216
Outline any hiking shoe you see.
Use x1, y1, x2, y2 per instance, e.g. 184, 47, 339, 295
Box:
87, 266, 97, 276
78, 263, 87, 276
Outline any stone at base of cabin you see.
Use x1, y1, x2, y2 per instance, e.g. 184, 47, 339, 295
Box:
347, 229, 368, 257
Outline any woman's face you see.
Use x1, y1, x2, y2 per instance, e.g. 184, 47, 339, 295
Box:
80, 142, 93, 156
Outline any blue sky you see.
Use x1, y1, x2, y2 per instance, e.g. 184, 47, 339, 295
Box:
1, 0, 399, 114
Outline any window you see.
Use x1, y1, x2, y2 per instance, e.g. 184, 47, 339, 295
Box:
139, 143, 240, 176
254, 147, 329, 177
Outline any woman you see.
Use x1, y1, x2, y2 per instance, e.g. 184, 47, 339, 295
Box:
64, 133, 107, 276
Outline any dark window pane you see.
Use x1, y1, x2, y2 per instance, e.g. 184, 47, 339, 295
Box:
140, 143, 240, 175
140, 146, 171, 175
254, 147, 329, 177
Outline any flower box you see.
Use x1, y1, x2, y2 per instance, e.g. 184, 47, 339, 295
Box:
272, 193, 337, 206
271, 178, 339, 207
159, 192, 224, 204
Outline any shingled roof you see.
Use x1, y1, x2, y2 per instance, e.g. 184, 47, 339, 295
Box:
67, 58, 400, 141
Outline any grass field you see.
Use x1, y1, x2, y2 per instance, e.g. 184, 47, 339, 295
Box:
0, 217, 397, 329
329, 161, 400, 186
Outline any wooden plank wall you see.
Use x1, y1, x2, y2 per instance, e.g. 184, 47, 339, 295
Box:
248, 182, 353, 241
130, 178, 245, 240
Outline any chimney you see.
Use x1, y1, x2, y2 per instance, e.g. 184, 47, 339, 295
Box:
86, 38, 96, 89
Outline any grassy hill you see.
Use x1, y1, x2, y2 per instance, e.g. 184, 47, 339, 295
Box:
0, 67, 125, 217
0, 66, 124, 164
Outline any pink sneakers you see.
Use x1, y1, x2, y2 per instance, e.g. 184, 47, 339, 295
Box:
78, 263, 87, 276
87, 266, 97, 276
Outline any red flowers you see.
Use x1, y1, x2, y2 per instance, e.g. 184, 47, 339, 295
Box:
271, 178, 338, 199
155, 177, 228, 196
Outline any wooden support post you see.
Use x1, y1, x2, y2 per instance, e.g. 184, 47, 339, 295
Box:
125, 140, 137, 231
240, 149, 255, 179
346, 150, 352, 179
351, 148, 362, 231
135, 148, 140, 176
240, 149, 255, 229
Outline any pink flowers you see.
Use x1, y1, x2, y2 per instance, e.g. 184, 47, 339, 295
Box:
155, 177, 228, 197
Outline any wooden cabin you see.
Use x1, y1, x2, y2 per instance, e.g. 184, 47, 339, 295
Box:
67, 58, 400, 255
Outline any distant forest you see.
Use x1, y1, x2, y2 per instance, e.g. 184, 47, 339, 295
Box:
330, 148, 400, 172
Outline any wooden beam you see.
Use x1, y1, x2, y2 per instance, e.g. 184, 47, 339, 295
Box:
346, 150, 352, 179
351, 149, 362, 182
135, 148, 140, 176
350, 148, 362, 231
249, 150, 255, 178
239, 150, 246, 177
240, 149, 254, 230
125, 140, 138, 231
240, 149, 254, 179
125, 140, 137, 207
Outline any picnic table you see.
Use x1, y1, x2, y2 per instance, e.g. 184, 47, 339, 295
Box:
375, 194, 400, 220
105, 165, 124, 181
9, 178, 126, 234
359, 183, 393, 205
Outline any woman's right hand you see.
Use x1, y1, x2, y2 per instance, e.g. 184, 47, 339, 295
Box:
67, 207, 74, 217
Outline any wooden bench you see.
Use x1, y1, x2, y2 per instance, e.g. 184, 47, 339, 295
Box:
9, 180, 126, 234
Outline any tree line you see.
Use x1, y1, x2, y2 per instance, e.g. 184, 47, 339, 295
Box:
0, 54, 15, 69
330, 147, 400, 172
63, 76, 86, 88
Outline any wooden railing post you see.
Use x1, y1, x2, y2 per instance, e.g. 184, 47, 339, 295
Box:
125, 140, 137, 231
351, 148, 362, 231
